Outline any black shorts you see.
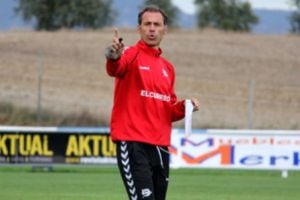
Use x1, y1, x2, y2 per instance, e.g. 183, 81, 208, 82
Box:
116, 141, 170, 200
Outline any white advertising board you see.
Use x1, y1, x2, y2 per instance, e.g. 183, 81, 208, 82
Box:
170, 129, 300, 170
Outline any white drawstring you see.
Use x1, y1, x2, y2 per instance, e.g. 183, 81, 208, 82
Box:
158, 147, 170, 155
156, 146, 164, 168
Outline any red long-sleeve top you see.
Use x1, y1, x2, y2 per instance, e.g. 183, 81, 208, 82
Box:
106, 40, 185, 146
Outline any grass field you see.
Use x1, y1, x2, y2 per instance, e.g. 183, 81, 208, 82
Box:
1, 165, 300, 200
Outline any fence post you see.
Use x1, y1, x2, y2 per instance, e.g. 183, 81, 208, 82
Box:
37, 50, 44, 124
247, 79, 255, 129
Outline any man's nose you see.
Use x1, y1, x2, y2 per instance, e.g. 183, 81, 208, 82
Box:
149, 24, 155, 31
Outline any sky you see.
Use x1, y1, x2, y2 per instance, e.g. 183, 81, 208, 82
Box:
172, 0, 295, 14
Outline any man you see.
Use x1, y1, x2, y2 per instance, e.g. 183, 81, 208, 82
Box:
105, 5, 200, 200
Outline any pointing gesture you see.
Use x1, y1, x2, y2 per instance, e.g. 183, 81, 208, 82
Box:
114, 28, 123, 43
105, 28, 124, 60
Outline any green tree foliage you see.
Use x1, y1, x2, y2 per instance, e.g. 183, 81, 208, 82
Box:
142, 0, 179, 26
290, 0, 300, 34
15, 0, 114, 30
195, 0, 258, 31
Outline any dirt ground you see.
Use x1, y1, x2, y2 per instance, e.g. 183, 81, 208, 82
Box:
0, 29, 299, 129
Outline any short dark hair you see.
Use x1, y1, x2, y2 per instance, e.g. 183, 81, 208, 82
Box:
138, 5, 168, 25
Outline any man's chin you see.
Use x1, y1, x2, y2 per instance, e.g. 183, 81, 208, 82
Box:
145, 40, 159, 47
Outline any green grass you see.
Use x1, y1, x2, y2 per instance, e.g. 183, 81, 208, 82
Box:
0, 166, 300, 200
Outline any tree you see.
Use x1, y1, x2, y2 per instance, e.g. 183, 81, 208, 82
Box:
142, 0, 179, 27
290, 0, 300, 34
15, 0, 114, 30
195, 0, 258, 31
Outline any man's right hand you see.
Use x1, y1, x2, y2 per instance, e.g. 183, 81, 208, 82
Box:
105, 28, 124, 60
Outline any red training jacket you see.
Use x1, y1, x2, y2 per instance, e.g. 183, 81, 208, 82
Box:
106, 40, 185, 146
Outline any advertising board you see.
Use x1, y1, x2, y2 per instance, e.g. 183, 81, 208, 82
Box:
0, 126, 116, 164
1, 126, 299, 170
170, 129, 300, 170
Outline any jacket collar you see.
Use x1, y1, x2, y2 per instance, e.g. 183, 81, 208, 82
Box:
136, 40, 162, 57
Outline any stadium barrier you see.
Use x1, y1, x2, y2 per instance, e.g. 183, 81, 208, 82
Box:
0, 126, 299, 173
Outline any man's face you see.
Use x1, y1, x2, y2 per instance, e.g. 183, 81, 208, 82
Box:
138, 11, 167, 48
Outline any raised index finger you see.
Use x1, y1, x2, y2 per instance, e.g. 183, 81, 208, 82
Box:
114, 27, 119, 39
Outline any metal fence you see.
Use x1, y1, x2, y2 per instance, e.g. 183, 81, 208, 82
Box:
1, 51, 299, 129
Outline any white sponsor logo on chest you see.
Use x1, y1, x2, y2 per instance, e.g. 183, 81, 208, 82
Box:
140, 90, 171, 102
139, 66, 150, 70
